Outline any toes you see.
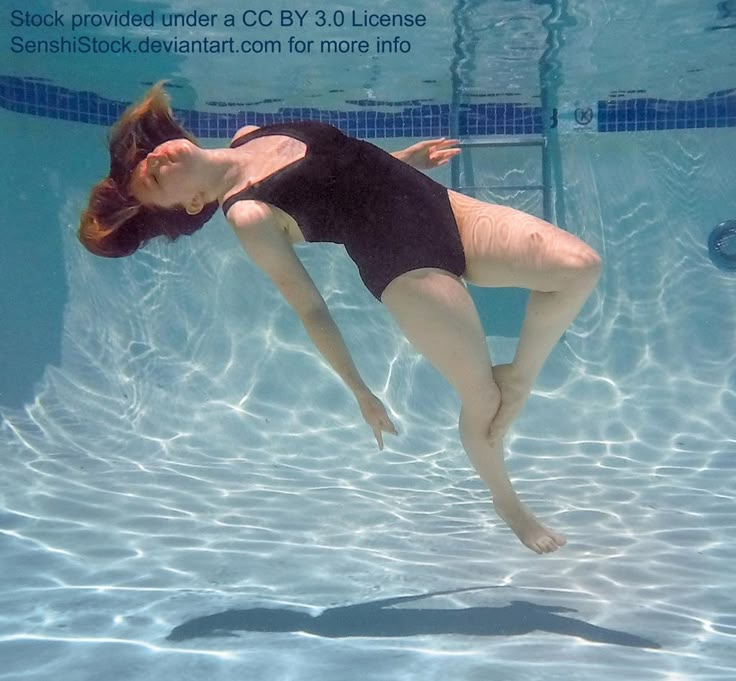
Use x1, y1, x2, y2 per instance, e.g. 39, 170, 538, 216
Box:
524, 537, 544, 554
552, 533, 567, 547
531, 538, 550, 554
535, 536, 562, 554
539, 538, 556, 553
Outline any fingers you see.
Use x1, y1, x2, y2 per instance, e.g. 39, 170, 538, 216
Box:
432, 149, 461, 165
383, 413, 398, 435
418, 138, 460, 152
374, 418, 398, 450
428, 147, 461, 169
435, 139, 460, 153
359, 395, 398, 449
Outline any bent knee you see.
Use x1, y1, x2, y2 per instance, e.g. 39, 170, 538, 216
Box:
562, 245, 602, 289
582, 248, 603, 276
459, 383, 501, 437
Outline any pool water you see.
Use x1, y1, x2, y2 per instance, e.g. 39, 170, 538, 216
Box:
1, 1, 735, 679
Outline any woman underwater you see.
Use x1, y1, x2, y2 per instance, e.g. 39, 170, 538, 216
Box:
79, 83, 602, 554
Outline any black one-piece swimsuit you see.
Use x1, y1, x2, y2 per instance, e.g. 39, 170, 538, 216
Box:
221, 121, 466, 300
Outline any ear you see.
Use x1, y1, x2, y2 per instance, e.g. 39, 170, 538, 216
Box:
185, 194, 205, 215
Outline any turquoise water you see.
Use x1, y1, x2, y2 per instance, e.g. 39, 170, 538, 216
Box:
2, 1, 736, 679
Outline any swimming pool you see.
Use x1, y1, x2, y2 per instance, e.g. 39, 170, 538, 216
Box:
1, 1, 735, 678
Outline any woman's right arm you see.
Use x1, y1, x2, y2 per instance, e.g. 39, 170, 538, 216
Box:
227, 201, 397, 447
227, 201, 367, 391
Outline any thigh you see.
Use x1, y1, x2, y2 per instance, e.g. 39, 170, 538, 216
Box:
448, 190, 599, 291
380, 268, 497, 404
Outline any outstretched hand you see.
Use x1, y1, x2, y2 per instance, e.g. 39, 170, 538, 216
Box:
355, 390, 398, 450
400, 138, 461, 170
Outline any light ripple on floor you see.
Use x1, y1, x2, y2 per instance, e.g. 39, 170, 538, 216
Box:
1, 130, 735, 679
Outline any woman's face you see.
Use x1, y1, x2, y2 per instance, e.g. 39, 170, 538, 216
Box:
129, 138, 201, 210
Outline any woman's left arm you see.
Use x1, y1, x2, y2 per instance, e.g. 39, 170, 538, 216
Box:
391, 138, 461, 170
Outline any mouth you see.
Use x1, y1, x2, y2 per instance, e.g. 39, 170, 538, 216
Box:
135, 159, 158, 191
146, 156, 164, 183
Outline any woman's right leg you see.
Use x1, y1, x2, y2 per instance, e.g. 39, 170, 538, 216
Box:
381, 267, 567, 554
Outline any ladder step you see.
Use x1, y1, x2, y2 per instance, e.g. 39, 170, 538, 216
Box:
456, 184, 545, 192
457, 136, 544, 148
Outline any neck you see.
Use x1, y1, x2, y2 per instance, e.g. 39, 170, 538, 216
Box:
197, 147, 253, 205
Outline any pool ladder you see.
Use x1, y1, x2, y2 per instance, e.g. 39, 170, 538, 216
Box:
449, 134, 553, 338
450, 135, 552, 223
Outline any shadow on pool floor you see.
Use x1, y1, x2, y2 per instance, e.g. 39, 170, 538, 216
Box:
166, 585, 661, 649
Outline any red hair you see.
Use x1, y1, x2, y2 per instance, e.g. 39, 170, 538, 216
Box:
79, 81, 218, 257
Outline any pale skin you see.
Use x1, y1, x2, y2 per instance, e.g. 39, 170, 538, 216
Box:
130, 125, 602, 554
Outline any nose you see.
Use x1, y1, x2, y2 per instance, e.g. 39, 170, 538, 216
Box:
148, 152, 165, 166
146, 153, 169, 178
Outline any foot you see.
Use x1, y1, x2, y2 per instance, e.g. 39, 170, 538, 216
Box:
487, 363, 533, 441
493, 497, 567, 554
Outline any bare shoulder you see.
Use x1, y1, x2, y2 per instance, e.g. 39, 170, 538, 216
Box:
226, 199, 326, 317
230, 124, 260, 145
225, 199, 275, 233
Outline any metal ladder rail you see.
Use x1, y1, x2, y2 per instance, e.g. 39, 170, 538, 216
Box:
450, 135, 551, 223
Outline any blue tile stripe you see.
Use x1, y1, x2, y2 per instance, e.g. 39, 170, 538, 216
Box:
2, 76, 734, 136
598, 89, 736, 132
0, 75, 541, 138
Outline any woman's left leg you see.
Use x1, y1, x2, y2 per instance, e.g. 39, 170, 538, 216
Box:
448, 190, 602, 438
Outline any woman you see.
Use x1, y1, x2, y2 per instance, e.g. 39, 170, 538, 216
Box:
80, 82, 601, 554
